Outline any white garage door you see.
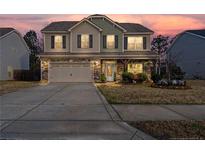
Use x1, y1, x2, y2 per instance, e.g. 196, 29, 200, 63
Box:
49, 62, 93, 82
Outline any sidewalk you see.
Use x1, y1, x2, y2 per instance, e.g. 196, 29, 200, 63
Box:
112, 105, 205, 121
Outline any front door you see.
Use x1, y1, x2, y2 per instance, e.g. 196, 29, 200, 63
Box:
106, 63, 115, 81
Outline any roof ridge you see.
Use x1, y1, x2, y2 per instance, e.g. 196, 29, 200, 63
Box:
49, 21, 79, 23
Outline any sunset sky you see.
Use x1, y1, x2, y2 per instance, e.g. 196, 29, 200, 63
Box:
0, 14, 205, 37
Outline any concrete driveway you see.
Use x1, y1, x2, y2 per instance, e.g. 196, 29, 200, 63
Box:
0, 83, 152, 140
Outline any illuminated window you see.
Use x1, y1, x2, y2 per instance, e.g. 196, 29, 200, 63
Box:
81, 34, 89, 48
106, 35, 115, 49
128, 37, 143, 50
128, 63, 143, 74
55, 35, 62, 49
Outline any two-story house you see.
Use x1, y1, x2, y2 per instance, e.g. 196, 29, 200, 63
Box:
39, 14, 157, 82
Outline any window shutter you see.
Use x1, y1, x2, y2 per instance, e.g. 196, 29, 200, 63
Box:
124, 37, 128, 50
115, 35, 118, 49
103, 35, 107, 48
51, 36, 55, 49
143, 37, 147, 50
89, 34, 93, 48
77, 35, 81, 48
62, 36, 66, 49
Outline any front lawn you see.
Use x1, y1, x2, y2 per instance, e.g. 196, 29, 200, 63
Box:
96, 80, 205, 104
129, 120, 205, 139
0, 81, 45, 95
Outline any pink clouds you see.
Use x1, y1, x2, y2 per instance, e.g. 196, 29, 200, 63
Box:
107, 14, 205, 36
0, 14, 204, 36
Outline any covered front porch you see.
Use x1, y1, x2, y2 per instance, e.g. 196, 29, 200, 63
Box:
93, 59, 155, 82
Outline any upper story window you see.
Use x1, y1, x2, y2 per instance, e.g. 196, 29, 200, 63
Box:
124, 36, 147, 50
55, 35, 62, 49
103, 35, 118, 49
77, 34, 93, 49
51, 35, 66, 49
128, 37, 143, 50
81, 34, 89, 48
106, 35, 115, 49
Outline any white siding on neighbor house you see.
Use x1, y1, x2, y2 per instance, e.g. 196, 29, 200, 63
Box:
71, 21, 100, 53
0, 32, 29, 80
44, 33, 70, 52
168, 33, 205, 79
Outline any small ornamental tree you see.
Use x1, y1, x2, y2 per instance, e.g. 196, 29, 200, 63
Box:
151, 35, 171, 75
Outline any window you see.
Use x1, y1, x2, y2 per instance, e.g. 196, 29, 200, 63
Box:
128, 63, 143, 74
128, 37, 143, 50
106, 35, 115, 49
81, 34, 89, 48
55, 35, 62, 49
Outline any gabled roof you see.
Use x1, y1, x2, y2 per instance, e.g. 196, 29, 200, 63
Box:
89, 14, 105, 17
41, 21, 78, 32
167, 29, 205, 54
68, 18, 102, 31
0, 27, 30, 52
0, 28, 15, 37
185, 29, 205, 38
41, 15, 154, 33
118, 23, 154, 33
87, 14, 127, 32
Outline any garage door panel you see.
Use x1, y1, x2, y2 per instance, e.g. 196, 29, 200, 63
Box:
49, 63, 92, 82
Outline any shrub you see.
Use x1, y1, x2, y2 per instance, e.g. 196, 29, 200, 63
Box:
114, 72, 116, 81
122, 72, 134, 83
170, 64, 185, 80
137, 73, 148, 82
100, 74, 106, 83
151, 72, 162, 83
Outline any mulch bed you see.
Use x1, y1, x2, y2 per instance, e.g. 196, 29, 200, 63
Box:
129, 120, 205, 140
151, 84, 192, 90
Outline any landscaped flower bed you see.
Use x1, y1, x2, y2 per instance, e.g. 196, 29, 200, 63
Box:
151, 82, 192, 90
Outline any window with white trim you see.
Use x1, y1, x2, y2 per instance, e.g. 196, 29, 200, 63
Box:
81, 34, 89, 48
128, 63, 143, 74
128, 37, 143, 50
106, 35, 115, 49
54, 35, 62, 49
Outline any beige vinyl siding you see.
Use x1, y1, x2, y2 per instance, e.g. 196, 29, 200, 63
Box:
44, 33, 69, 52
91, 18, 123, 52
71, 21, 100, 53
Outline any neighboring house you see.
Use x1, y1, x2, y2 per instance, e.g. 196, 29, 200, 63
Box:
0, 28, 30, 80
167, 29, 205, 79
39, 14, 157, 82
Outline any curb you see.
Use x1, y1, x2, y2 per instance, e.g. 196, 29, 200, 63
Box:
94, 84, 121, 121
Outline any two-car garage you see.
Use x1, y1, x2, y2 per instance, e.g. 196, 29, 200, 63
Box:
48, 62, 93, 82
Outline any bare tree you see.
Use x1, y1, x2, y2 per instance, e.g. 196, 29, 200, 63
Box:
151, 35, 170, 75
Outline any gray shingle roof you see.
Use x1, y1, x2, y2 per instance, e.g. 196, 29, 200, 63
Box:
186, 29, 205, 37
41, 21, 78, 32
118, 23, 153, 33
41, 19, 153, 33
0, 28, 15, 37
